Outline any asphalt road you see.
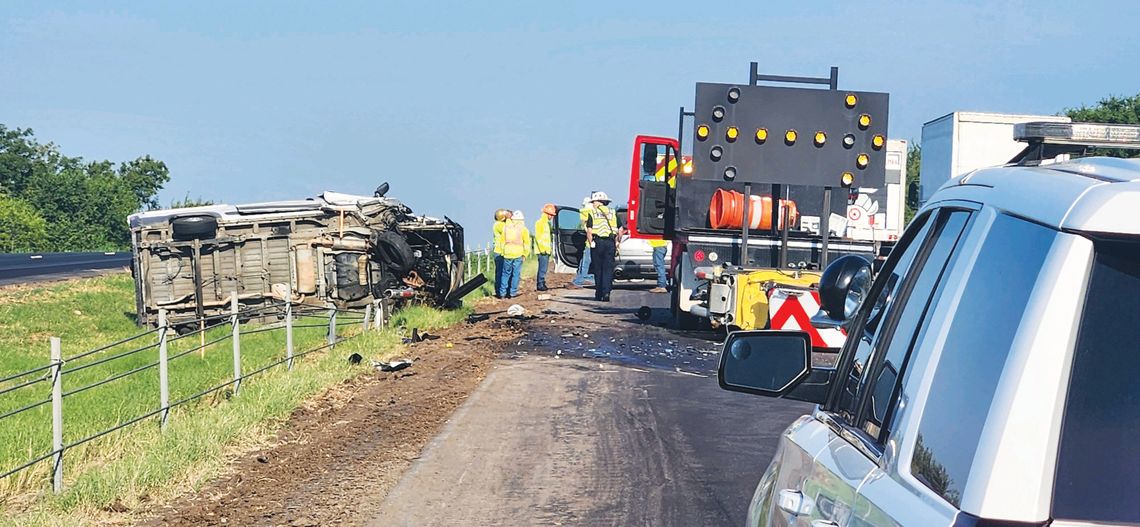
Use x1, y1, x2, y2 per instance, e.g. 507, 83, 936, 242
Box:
0, 252, 131, 285
370, 283, 813, 526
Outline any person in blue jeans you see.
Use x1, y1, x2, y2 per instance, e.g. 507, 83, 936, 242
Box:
650, 241, 669, 293
496, 210, 531, 298
572, 196, 595, 287
491, 209, 510, 298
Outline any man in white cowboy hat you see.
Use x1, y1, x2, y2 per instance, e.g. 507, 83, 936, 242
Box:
571, 194, 596, 288
584, 191, 624, 302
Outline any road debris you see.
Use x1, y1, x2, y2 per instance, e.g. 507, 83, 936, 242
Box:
506, 304, 527, 316
373, 359, 414, 372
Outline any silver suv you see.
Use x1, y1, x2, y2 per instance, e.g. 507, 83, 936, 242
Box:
720, 156, 1140, 526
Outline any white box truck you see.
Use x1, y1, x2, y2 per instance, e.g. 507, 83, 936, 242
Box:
919, 111, 1071, 203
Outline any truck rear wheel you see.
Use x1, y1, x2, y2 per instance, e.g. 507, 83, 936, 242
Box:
671, 280, 705, 330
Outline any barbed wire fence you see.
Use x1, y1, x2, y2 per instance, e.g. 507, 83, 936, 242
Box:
0, 248, 493, 495
0, 289, 380, 495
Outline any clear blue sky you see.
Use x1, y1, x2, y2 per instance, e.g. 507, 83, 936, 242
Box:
3, 1, 1138, 245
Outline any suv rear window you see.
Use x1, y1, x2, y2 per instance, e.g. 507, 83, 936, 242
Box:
1053, 239, 1140, 524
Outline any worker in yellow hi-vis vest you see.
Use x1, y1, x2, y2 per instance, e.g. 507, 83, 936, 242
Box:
648, 162, 677, 294
491, 209, 511, 299
495, 210, 531, 298
585, 191, 624, 302
534, 204, 556, 292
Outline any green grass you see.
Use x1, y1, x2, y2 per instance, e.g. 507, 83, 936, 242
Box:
0, 272, 495, 526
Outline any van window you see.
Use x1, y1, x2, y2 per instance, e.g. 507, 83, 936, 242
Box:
557, 208, 584, 231
910, 214, 1055, 507
1053, 240, 1140, 524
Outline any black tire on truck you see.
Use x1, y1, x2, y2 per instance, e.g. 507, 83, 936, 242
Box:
373, 231, 416, 275
171, 215, 218, 241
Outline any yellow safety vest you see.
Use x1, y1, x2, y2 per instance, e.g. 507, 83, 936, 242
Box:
534, 217, 553, 255
588, 206, 618, 238
500, 220, 531, 259
492, 220, 506, 255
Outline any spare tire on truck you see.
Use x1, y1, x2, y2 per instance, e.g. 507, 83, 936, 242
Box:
372, 231, 416, 275
172, 215, 218, 241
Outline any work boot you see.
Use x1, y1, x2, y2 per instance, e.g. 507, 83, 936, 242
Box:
648, 287, 667, 293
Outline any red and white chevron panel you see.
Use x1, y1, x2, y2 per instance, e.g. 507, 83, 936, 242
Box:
767, 288, 847, 350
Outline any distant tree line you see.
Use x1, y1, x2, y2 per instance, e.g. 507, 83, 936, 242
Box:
0, 125, 213, 253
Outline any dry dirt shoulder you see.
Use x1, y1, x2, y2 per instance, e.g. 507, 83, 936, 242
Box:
138, 286, 557, 527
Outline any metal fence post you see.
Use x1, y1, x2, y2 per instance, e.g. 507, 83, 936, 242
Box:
285, 287, 294, 371
362, 303, 372, 331
372, 299, 384, 330
231, 293, 242, 395
327, 307, 337, 347
50, 336, 63, 494
158, 309, 170, 431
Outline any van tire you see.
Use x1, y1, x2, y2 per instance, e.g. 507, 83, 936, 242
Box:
373, 231, 416, 275
171, 215, 218, 241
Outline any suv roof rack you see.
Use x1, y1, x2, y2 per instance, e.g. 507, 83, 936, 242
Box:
1011, 121, 1140, 165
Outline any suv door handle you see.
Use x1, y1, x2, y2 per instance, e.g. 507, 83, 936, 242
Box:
776, 489, 812, 516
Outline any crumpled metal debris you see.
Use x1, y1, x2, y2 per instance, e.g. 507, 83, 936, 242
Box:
372, 359, 413, 372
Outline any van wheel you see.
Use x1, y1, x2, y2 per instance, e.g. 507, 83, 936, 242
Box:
373, 231, 416, 275
171, 215, 218, 241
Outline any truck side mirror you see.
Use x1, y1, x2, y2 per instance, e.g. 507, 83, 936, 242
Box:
718, 331, 811, 396
812, 255, 871, 329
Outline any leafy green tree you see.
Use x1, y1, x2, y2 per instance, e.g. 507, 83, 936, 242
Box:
0, 124, 170, 251
904, 143, 921, 225
1065, 93, 1140, 158
0, 194, 48, 252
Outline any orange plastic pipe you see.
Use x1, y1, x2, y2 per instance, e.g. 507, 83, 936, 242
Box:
708, 189, 798, 230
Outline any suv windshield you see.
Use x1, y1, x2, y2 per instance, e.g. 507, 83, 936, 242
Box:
1053, 238, 1140, 524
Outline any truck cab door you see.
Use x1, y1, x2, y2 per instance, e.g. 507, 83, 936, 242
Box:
628, 135, 680, 240
552, 205, 586, 273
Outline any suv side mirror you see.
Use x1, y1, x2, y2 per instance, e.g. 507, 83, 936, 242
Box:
718, 331, 811, 396
812, 255, 872, 329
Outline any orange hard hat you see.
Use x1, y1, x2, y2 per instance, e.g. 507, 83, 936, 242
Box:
542, 203, 556, 216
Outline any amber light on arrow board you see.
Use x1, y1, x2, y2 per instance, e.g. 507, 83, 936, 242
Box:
856, 153, 870, 169
872, 135, 885, 150
841, 171, 855, 187
697, 124, 710, 141
844, 93, 858, 108
726, 127, 739, 142
858, 114, 872, 129
755, 128, 768, 143
785, 129, 798, 145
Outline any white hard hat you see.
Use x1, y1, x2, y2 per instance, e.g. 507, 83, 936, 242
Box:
590, 191, 611, 204
511, 210, 524, 220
